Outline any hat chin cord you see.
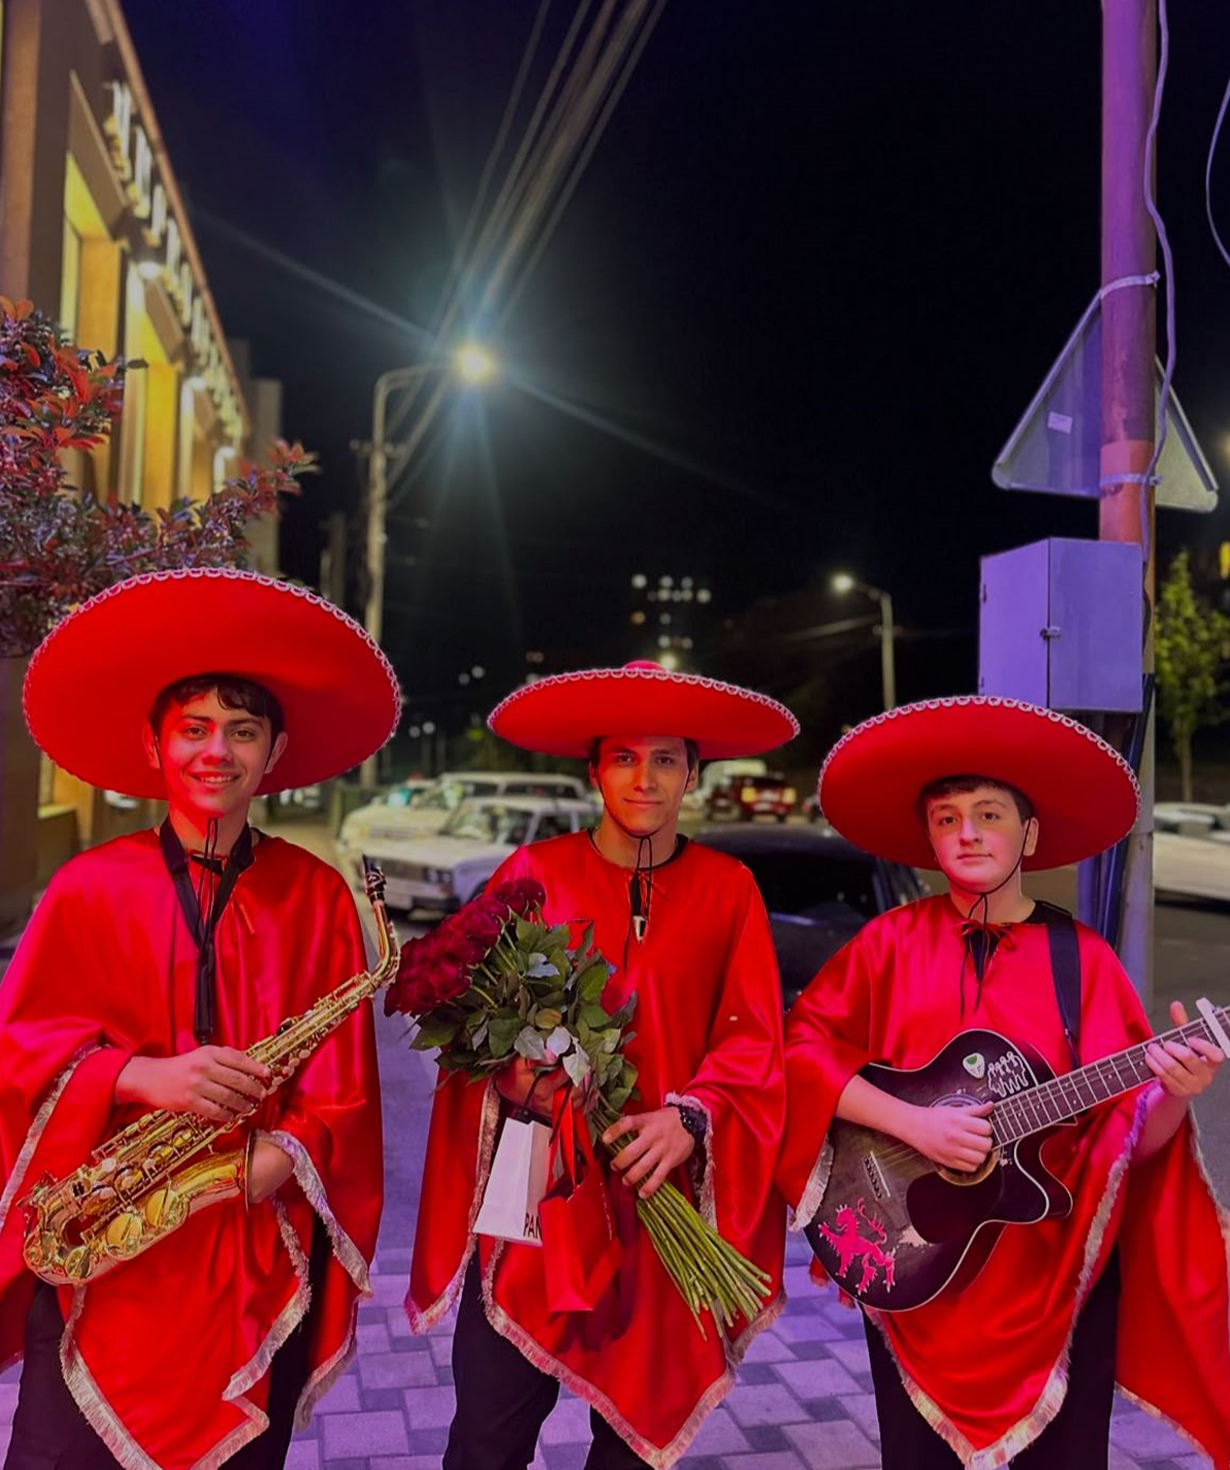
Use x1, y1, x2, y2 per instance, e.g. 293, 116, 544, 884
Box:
954, 831, 1032, 927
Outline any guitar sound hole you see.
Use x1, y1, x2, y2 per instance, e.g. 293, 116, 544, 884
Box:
906, 1165, 1004, 1244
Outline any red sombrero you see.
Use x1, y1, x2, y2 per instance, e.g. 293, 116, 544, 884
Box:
24, 568, 402, 798
488, 661, 798, 759
818, 696, 1139, 871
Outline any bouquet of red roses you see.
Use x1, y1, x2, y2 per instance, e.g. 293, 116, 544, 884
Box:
385, 878, 770, 1334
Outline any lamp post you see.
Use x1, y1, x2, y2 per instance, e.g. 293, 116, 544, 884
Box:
361, 344, 496, 788
832, 572, 896, 711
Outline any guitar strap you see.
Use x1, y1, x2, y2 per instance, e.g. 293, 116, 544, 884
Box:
1035, 900, 1082, 1070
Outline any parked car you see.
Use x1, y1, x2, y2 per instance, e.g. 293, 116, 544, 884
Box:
682, 758, 769, 814
706, 772, 798, 823
1154, 802, 1230, 836
363, 796, 597, 915
697, 825, 929, 1007
339, 770, 590, 861
1154, 830, 1230, 903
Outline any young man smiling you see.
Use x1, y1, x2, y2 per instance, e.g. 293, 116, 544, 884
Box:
0, 568, 400, 1470
777, 696, 1230, 1470
410, 662, 798, 1470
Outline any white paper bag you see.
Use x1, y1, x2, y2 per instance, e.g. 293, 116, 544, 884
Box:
474, 1115, 551, 1245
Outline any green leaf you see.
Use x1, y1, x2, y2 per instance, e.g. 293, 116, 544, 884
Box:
580, 1002, 612, 1029
578, 963, 609, 1004
536, 1007, 563, 1029
514, 1027, 548, 1061
487, 1014, 522, 1058
563, 1049, 591, 1086
412, 1014, 461, 1050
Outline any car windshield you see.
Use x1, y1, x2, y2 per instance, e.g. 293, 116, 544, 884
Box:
411, 778, 500, 812
442, 804, 533, 846
734, 849, 880, 922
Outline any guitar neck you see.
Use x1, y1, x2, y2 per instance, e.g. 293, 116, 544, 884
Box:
992, 1003, 1230, 1146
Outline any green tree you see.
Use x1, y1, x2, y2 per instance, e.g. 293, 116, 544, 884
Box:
1155, 548, 1230, 802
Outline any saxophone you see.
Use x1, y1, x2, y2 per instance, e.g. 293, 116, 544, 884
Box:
20, 862, 399, 1286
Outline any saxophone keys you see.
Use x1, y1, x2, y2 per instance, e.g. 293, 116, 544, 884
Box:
63, 1245, 94, 1282
103, 1211, 144, 1256
78, 1186, 117, 1218
143, 1187, 187, 1231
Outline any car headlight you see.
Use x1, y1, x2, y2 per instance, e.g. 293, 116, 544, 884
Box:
782, 788, 797, 804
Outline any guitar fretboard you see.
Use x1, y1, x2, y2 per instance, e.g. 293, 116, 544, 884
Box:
992, 1005, 1229, 1146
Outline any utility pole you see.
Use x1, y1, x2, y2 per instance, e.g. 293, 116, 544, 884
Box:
878, 591, 896, 712
1093, 0, 1157, 995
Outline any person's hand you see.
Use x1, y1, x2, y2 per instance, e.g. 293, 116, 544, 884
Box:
1145, 1001, 1225, 1101
602, 1108, 695, 1198
494, 1056, 569, 1119
902, 1101, 994, 1172
115, 1048, 272, 1125
247, 1138, 294, 1205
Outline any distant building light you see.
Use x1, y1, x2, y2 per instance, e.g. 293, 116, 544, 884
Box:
409, 724, 422, 738
422, 721, 436, 734
657, 635, 671, 649
631, 573, 648, 589
659, 575, 673, 588
471, 665, 485, 679
681, 589, 694, 601
697, 588, 712, 604
682, 637, 694, 650
458, 672, 471, 685
660, 613, 671, 625
631, 610, 646, 625
681, 576, 694, 589
660, 651, 680, 671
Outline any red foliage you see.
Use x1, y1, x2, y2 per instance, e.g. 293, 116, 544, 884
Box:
0, 298, 313, 658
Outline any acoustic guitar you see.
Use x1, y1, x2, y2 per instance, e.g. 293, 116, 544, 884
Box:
804, 998, 1229, 1311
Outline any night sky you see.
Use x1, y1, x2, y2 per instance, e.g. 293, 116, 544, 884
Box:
122, 1, 1230, 751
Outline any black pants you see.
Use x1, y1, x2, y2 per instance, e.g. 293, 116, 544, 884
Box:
866, 1250, 1122, 1470
4, 1223, 327, 1470
444, 1258, 649, 1470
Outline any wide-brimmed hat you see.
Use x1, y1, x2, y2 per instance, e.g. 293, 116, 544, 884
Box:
488, 661, 798, 759
24, 568, 402, 798
818, 696, 1139, 871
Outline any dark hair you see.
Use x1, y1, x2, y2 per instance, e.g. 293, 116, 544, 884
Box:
916, 774, 1034, 826
149, 674, 284, 740
587, 736, 700, 772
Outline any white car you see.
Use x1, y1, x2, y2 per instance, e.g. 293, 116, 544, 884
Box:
363, 795, 597, 914
339, 771, 589, 860
1154, 829, 1230, 903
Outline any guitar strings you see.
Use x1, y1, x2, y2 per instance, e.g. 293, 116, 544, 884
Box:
848, 1011, 1224, 1171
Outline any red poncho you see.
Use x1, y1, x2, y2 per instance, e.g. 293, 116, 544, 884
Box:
409, 832, 786, 1467
0, 831, 383, 1470
778, 894, 1230, 1468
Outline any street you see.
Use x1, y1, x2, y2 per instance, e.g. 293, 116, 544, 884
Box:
1, 820, 1225, 1469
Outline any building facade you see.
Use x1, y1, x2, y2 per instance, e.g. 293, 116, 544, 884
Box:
0, 0, 256, 920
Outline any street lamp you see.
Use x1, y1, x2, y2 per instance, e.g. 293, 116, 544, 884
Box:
832, 571, 896, 710
361, 343, 497, 787
455, 343, 496, 385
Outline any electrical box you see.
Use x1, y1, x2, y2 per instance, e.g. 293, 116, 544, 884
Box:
978, 538, 1142, 713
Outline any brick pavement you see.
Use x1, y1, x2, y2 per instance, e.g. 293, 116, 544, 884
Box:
0, 827, 1211, 1468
